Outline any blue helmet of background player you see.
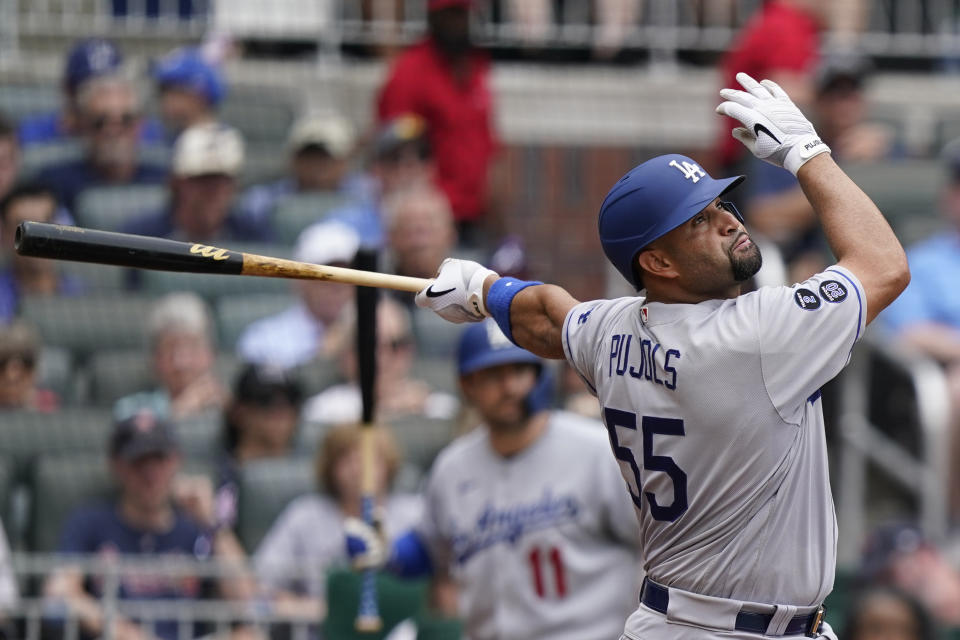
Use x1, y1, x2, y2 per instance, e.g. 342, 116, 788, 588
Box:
153, 47, 225, 106
457, 320, 552, 413
598, 153, 745, 290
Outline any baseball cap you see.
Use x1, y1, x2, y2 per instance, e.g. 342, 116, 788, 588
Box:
234, 362, 302, 408
172, 122, 244, 177
598, 154, 744, 289
294, 220, 361, 265
287, 112, 356, 159
457, 319, 540, 377
428, 0, 472, 10
109, 411, 179, 461
65, 39, 123, 93
373, 114, 429, 161
153, 47, 226, 106
815, 52, 871, 96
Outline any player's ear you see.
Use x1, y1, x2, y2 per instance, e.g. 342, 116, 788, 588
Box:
636, 248, 679, 281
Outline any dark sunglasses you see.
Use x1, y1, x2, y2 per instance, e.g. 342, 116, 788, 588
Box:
719, 200, 744, 223
87, 111, 139, 132
0, 353, 36, 369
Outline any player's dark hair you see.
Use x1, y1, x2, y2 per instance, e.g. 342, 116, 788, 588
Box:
841, 585, 937, 640
0, 182, 57, 223
0, 112, 15, 141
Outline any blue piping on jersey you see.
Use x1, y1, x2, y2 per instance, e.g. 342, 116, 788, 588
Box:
563, 308, 597, 394
807, 389, 821, 405
825, 268, 863, 355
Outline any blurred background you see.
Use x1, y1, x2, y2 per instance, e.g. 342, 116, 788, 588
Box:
2, 0, 960, 638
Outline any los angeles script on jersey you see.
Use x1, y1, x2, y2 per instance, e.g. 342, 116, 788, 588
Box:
608, 334, 680, 390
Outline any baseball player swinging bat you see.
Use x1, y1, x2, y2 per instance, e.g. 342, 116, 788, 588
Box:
14, 222, 431, 292
353, 248, 382, 633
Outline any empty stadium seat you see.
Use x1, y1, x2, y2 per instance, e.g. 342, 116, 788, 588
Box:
219, 92, 296, 147
0, 84, 59, 123
292, 354, 343, 397
2, 408, 113, 479
60, 260, 128, 292
74, 184, 169, 232
86, 349, 241, 407
215, 292, 298, 350
20, 294, 155, 356
36, 346, 73, 402
323, 569, 430, 640
236, 458, 314, 552
19, 142, 83, 176
386, 415, 456, 472
29, 455, 113, 553
410, 355, 458, 395
140, 243, 292, 299
842, 160, 944, 246
411, 311, 464, 360
271, 192, 348, 245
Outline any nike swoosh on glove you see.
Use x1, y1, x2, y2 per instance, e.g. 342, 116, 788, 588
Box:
716, 72, 830, 176
415, 258, 498, 324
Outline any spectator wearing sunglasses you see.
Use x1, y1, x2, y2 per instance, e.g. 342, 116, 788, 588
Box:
0, 321, 59, 412
0, 183, 85, 322
34, 74, 167, 215
302, 296, 458, 424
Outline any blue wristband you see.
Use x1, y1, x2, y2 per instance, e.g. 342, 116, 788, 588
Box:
486, 277, 543, 346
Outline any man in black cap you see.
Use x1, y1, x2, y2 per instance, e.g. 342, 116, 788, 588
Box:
44, 411, 253, 640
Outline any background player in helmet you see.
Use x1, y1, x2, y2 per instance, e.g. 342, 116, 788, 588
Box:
415, 73, 910, 639
348, 319, 640, 640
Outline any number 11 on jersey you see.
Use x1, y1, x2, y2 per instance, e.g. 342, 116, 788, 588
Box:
603, 408, 689, 522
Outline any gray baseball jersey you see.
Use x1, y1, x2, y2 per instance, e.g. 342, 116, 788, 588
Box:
417, 411, 641, 640
562, 267, 865, 615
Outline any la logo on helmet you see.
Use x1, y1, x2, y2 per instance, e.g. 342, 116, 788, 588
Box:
668, 159, 706, 183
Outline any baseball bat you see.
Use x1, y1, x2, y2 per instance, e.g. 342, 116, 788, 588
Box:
354, 247, 382, 633
14, 222, 431, 292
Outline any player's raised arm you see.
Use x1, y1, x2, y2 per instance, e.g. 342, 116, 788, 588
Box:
716, 72, 909, 324
414, 258, 578, 359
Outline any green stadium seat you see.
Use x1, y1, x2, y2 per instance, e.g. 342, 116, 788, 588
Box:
215, 292, 298, 350
323, 569, 429, 640
61, 260, 128, 292
174, 412, 223, 458
386, 415, 455, 472
0, 84, 59, 123
236, 458, 314, 552
140, 243, 292, 299
292, 354, 343, 397
271, 192, 349, 245
36, 346, 73, 402
412, 312, 464, 360
29, 455, 113, 553
842, 160, 944, 246
241, 143, 286, 186
75, 184, 169, 232
20, 294, 155, 356
410, 355, 458, 395
1, 408, 113, 479
220, 92, 296, 147
19, 142, 83, 176
86, 349, 241, 407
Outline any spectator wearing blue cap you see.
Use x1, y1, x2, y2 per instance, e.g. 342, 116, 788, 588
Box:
17, 38, 165, 149
153, 47, 226, 138
343, 319, 640, 639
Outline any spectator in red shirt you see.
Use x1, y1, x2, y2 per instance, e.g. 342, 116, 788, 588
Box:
713, 0, 829, 172
377, 0, 499, 246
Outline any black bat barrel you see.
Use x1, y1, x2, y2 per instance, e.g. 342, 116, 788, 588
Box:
15, 221, 245, 275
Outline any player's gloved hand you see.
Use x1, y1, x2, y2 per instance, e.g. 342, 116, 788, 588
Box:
715, 72, 831, 176
415, 258, 498, 324
345, 516, 387, 571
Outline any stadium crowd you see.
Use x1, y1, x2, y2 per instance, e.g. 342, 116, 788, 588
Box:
1, 0, 960, 638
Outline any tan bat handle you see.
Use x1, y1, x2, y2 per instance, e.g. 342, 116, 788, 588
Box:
241, 253, 431, 292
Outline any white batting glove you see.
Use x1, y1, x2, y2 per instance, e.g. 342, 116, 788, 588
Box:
716, 72, 830, 176
415, 258, 498, 324
345, 517, 387, 570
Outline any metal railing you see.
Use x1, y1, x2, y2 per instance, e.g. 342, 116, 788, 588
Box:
5, 0, 960, 63
834, 332, 952, 567
5, 553, 331, 640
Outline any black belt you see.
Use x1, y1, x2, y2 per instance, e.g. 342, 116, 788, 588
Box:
640, 578, 825, 637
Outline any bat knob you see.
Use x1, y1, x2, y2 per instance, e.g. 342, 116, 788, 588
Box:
354, 614, 383, 633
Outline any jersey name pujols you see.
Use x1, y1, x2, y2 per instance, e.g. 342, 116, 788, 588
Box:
608, 333, 681, 391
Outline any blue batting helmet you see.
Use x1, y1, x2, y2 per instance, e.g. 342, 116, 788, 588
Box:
598, 154, 745, 290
